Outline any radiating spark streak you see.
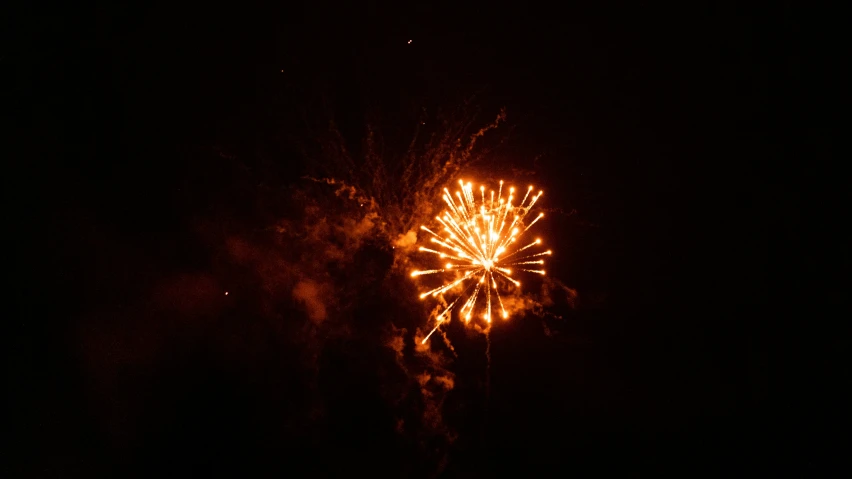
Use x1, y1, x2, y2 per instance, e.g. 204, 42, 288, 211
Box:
506, 251, 552, 263
521, 185, 533, 207
430, 235, 475, 259
497, 239, 540, 261
503, 257, 543, 265
485, 271, 492, 322
492, 279, 508, 319
436, 217, 479, 258
463, 276, 484, 321
420, 225, 443, 239
421, 297, 463, 344
413, 180, 550, 340
443, 192, 468, 225
433, 271, 476, 296
520, 213, 544, 234
422, 322, 442, 344
494, 269, 521, 286
411, 269, 442, 277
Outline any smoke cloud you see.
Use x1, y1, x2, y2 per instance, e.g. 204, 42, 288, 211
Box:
69, 103, 575, 476
394, 229, 419, 248
292, 279, 328, 322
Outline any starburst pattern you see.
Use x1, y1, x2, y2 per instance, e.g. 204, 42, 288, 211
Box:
412, 180, 550, 343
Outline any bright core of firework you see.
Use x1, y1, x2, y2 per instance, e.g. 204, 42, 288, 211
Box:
411, 180, 551, 343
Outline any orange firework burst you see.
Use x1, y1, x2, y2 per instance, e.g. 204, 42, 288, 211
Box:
411, 179, 550, 343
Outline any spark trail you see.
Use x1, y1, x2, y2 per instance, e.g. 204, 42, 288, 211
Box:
411, 180, 551, 343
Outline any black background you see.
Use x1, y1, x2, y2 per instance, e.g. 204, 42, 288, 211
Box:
9, 1, 845, 476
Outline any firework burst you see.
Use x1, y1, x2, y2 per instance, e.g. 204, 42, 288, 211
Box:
412, 179, 550, 343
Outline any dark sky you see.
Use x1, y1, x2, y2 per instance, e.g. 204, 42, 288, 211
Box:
9, 1, 844, 476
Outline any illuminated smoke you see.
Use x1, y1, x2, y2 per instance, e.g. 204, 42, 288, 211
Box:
292, 279, 328, 322
394, 230, 419, 248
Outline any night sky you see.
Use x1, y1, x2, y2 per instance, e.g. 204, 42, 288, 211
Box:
9, 1, 844, 476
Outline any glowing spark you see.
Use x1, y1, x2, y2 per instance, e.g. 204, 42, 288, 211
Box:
412, 180, 550, 342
